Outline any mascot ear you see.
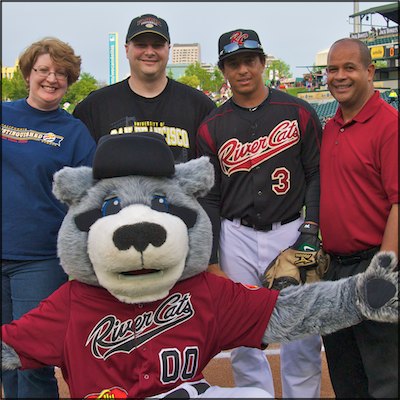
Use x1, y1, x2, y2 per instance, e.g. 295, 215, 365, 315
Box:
174, 156, 214, 198
53, 166, 95, 206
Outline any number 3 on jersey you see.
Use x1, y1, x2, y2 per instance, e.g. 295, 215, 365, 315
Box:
271, 167, 290, 195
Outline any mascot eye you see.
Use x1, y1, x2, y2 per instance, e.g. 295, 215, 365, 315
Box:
74, 197, 122, 232
151, 195, 197, 229
151, 195, 169, 212
101, 197, 122, 216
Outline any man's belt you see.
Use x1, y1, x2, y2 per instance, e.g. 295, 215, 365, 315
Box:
329, 246, 380, 266
230, 212, 300, 232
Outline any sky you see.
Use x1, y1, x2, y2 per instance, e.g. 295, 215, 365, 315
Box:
2, 1, 396, 83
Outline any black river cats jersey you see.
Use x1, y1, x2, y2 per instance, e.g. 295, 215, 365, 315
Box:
197, 88, 322, 225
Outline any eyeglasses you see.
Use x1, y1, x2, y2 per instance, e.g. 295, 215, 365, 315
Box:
220, 40, 263, 57
32, 67, 68, 81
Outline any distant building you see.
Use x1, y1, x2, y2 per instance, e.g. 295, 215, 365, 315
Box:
171, 43, 201, 64
166, 62, 217, 81
166, 63, 190, 80
200, 63, 215, 74
315, 48, 329, 67
2, 60, 18, 80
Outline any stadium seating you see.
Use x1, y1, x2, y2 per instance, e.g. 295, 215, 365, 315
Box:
381, 90, 399, 110
367, 37, 398, 46
311, 90, 398, 126
311, 100, 339, 126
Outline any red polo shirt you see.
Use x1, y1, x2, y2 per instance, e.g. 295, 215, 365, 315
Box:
320, 91, 398, 254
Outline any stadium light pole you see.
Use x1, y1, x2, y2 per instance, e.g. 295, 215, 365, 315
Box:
353, 1, 361, 33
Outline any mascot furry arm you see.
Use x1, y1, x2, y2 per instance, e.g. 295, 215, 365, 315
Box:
2, 133, 398, 399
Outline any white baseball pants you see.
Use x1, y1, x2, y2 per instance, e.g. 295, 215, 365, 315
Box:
220, 217, 322, 398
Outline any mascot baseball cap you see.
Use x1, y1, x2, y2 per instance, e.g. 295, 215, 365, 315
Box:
218, 29, 264, 62
93, 133, 175, 179
126, 14, 170, 43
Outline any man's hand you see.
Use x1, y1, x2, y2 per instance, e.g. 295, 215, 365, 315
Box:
292, 221, 320, 251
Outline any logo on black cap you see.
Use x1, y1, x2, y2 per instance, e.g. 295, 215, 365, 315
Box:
218, 29, 264, 62
126, 14, 170, 43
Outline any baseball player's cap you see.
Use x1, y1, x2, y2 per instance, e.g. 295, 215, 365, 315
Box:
126, 14, 170, 43
218, 29, 264, 62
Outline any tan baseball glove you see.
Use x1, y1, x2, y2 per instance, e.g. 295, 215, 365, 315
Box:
262, 222, 330, 290
262, 247, 330, 290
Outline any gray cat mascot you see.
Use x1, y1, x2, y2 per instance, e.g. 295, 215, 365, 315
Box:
2, 133, 398, 399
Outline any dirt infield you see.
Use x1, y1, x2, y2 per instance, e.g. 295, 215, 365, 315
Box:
54, 346, 335, 398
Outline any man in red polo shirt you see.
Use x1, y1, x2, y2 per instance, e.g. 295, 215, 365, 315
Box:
320, 38, 398, 399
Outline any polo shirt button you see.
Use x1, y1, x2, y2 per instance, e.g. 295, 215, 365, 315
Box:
340, 128, 344, 132
258, 190, 262, 195
144, 374, 149, 380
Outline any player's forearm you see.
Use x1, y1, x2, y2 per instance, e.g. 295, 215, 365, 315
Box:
303, 170, 320, 224
380, 204, 398, 258
198, 196, 221, 264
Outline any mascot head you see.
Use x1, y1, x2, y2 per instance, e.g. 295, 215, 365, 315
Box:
53, 133, 214, 304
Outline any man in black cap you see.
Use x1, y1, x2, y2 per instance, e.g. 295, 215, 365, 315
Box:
73, 13, 215, 165
197, 29, 323, 398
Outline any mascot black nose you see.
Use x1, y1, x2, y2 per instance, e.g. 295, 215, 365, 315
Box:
113, 223, 167, 252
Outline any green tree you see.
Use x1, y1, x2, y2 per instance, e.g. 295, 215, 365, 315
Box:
210, 67, 225, 93
177, 75, 200, 89
311, 64, 322, 74
62, 72, 99, 112
167, 68, 174, 79
184, 62, 210, 90
264, 59, 292, 83
2, 67, 28, 100
2, 78, 13, 101
179, 63, 225, 93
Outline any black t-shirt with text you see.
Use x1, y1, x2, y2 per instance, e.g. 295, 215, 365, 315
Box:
74, 78, 216, 163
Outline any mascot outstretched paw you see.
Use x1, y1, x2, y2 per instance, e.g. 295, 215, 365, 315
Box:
356, 251, 398, 322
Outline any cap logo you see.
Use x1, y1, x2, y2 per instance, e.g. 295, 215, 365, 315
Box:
230, 31, 249, 45
137, 16, 162, 27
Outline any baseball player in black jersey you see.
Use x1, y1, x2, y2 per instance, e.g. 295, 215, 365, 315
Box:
73, 14, 216, 165
197, 29, 323, 397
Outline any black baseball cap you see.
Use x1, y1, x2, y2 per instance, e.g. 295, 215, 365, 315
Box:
93, 133, 175, 179
218, 29, 264, 62
126, 14, 170, 43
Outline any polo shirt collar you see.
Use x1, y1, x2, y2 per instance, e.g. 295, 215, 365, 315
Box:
333, 90, 380, 126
